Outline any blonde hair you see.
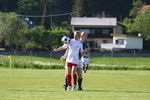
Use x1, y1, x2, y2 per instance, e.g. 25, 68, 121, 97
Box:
74, 31, 81, 35
81, 32, 87, 36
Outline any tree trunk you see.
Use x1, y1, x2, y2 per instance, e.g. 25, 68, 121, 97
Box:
41, 3, 47, 26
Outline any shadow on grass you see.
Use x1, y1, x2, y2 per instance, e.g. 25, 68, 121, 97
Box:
84, 90, 150, 94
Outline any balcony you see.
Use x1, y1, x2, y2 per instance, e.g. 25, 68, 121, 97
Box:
101, 43, 126, 50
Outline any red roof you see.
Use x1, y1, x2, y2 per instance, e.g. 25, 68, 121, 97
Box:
140, 5, 150, 13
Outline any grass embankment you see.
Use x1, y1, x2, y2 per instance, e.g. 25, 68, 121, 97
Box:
0, 56, 150, 70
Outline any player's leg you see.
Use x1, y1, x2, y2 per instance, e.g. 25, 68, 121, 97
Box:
82, 57, 85, 72
66, 63, 72, 91
72, 65, 77, 91
82, 57, 87, 73
64, 69, 67, 90
83, 63, 85, 72
84, 58, 89, 73
77, 68, 83, 90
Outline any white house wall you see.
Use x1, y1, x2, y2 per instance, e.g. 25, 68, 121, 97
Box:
126, 37, 143, 49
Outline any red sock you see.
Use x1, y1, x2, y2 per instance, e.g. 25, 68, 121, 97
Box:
73, 74, 77, 86
67, 74, 71, 86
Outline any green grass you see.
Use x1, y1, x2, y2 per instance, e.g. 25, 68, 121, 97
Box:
0, 56, 64, 69
1, 56, 150, 70
90, 57, 150, 69
0, 69, 150, 100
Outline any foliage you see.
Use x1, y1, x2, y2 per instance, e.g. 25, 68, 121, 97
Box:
18, 0, 56, 28
72, 0, 91, 17
60, 21, 72, 31
0, 12, 28, 49
49, 27, 68, 48
129, 0, 145, 17
122, 17, 138, 35
0, 12, 69, 50
24, 26, 48, 50
132, 9, 150, 38
122, 0, 150, 50
23, 26, 68, 50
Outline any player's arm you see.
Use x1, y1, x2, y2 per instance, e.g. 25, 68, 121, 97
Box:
53, 44, 68, 52
60, 39, 70, 60
60, 49, 68, 60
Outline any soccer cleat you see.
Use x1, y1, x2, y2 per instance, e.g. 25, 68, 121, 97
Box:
64, 85, 68, 91
72, 85, 76, 91
78, 87, 83, 91
67, 86, 72, 91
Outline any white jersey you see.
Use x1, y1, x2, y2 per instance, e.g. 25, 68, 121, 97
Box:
62, 44, 68, 49
66, 39, 83, 64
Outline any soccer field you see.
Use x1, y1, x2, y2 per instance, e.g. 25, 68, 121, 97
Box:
0, 69, 150, 100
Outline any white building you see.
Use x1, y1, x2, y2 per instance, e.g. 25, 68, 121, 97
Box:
101, 34, 143, 50
71, 17, 143, 50
71, 17, 123, 48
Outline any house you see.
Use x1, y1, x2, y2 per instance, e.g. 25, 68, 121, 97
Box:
71, 17, 123, 49
101, 34, 143, 50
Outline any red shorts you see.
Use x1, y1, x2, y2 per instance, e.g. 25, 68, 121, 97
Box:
66, 62, 78, 67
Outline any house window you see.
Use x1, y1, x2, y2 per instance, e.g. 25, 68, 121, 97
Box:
102, 29, 109, 34
89, 41, 94, 48
115, 39, 125, 45
102, 40, 109, 43
80, 29, 90, 34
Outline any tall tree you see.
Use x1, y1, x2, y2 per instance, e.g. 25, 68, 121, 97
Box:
129, 0, 145, 17
0, 12, 28, 49
72, 0, 91, 17
18, 0, 55, 29
122, 0, 150, 50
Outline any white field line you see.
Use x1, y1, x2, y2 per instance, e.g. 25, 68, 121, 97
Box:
90, 63, 143, 68
33, 61, 63, 66
32, 61, 143, 68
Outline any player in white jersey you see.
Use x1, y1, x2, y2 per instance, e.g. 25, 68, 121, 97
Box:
53, 31, 82, 91
61, 32, 89, 91
65, 32, 83, 91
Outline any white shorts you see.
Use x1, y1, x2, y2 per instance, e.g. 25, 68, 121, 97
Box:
82, 57, 90, 64
77, 60, 83, 69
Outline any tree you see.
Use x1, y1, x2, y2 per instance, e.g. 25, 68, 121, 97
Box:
0, 12, 28, 49
24, 26, 48, 50
49, 28, 68, 48
129, 0, 145, 17
122, 0, 145, 35
24, 26, 68, 50
18, 0, 55, 29
72, 0, 91, 17
133, 9, 150, 38
122, 0, 150, 50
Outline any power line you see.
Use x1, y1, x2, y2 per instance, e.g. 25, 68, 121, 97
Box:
17, 12, 78, 18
